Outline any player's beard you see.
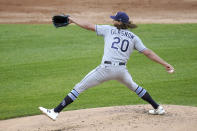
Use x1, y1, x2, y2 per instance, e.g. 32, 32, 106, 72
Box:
114, 23, 121, 29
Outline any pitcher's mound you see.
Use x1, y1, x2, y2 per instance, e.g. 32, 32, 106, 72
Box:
0, 105, 197, 131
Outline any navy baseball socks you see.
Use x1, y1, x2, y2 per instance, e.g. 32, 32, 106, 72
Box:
135, 86, 159, 109
55, 86, 159, 112
54, 86, 159, 113
39, 86, 163, 120
54, 89, 79, 113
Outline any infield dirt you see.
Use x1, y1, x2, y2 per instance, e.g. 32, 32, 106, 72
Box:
0, 0, 197, 131
0, 0, 197, 24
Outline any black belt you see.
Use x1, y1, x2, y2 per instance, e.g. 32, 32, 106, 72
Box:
104, 61, 126, 65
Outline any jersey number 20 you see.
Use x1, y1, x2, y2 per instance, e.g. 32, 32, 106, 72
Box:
111, 37, 129, 52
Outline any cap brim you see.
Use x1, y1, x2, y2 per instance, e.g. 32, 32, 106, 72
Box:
110, 16, 116, 20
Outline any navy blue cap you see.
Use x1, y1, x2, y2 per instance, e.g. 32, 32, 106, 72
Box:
110, 12, 129, 23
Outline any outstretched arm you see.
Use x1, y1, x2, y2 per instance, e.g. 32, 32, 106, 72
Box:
142, 49, 174, 73
69, 17, 95, 31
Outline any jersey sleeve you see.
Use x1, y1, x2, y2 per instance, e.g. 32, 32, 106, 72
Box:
134, 36, 147, 52
95, 25, 110, 36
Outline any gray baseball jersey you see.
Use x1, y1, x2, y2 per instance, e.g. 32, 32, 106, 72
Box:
74, 25, 147, 96
96, 25, 147, 64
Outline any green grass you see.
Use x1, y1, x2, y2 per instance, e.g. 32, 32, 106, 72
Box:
0, 24, 197, 119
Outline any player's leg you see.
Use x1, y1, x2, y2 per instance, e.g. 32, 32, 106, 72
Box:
53, 65, 109, 113
39, 66, 108, 120
116, 69, 164, 114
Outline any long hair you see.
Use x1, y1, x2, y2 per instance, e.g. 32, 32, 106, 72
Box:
115, 21, 137, 30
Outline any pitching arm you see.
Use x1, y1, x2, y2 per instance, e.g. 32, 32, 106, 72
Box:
142, 49, 174, 73
69, 17, 95, 31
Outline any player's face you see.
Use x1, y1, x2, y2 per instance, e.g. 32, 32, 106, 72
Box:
113, 20, 122, 26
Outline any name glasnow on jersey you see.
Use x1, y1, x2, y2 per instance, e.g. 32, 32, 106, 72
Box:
96, 25, 147, 63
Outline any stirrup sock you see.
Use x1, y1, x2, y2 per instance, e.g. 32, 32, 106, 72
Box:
135, 86, 159, 109
54, 89, 79, 113
135, 86, 147, 98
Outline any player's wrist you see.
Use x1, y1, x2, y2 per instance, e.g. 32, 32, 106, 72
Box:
68, 17, 74, 24
161, 62, 169, 67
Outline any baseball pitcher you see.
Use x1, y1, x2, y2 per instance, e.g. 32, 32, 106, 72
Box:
39, 12, 174, 121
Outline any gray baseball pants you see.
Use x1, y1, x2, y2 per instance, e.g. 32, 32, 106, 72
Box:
74, 62, 138, 94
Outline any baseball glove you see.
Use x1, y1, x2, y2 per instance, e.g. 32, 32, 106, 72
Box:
52, 14, 70, 28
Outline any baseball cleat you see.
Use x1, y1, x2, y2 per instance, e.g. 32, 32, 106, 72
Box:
39, 107, 58, 121
149, 106, 165, 115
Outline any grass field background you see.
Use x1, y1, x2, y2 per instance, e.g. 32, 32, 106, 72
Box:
0, 24, 197, 120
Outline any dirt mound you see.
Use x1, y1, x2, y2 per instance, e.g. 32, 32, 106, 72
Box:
0, 0, 197, 24
0, 105, 197, 131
